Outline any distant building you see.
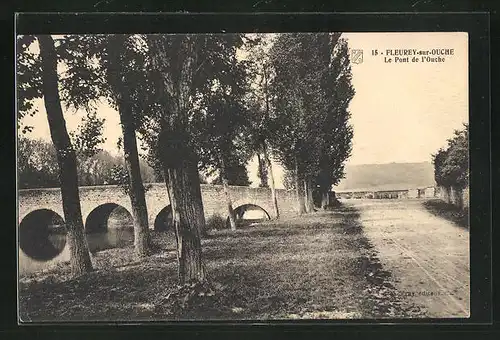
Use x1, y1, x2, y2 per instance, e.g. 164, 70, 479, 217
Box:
408, 189, 419, 198
336, 187, 435, 200
424, 187, 436, 198
373, 189, 408, 199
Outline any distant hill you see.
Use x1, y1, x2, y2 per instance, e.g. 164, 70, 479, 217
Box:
333, 162, 435, 192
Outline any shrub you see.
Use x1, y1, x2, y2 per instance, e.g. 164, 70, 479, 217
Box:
206, 214, 227, 231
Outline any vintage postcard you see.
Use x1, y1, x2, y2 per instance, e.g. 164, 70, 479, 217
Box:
17, 31, 469, 322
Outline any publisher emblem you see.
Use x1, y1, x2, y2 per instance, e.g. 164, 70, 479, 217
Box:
351, 49, 363, 64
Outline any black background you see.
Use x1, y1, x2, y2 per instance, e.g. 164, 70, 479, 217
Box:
2, 1, 498, 339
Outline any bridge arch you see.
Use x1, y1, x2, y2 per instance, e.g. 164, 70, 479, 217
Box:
19, 184, 299, 236
19, 209, 67, 261
227, 203, 271, 228
84, 203, 134, 254
85, 203, 133, 234
154, 205, 173, 232
233, 204, 271, 220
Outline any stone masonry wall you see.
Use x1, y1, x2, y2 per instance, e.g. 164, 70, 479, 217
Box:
18, 184, 298, 229
437, 185, 469, 210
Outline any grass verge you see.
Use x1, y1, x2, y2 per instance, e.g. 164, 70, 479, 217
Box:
422, 199, 469, 229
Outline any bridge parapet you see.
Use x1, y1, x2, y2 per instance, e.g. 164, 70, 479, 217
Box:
18, 184, 298, 229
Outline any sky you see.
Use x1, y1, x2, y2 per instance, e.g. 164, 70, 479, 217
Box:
341, 32, 468, 165
19, 32, 468, 189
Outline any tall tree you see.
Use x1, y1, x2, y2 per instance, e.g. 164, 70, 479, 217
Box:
268, 33, 322, 214
58, 34, 151, 258
106, 34, 150, 257
433, 125, 469, 190
142, 33, 250, 282
268, 33, 353, 213
32, 35, 93, 275
245, 34, 280, 218
200, 81, 250, 231
197, 35, 252, 231
145, 35, 207, 284
314, 36, 355, 208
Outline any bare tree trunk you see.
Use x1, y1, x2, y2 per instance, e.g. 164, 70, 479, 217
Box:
295, 157, 306, 215
166, 165, 206, 284
451, 186, 464, 210
221, 158, 237, 231
107, 34, 150, 258
150, 36, 205, 284
447, 186, 452, 204
262, 64, 280, 218
161, 153, 205, 284
304, 179, 315, 213
263, 142, 279, 219
159, 129, 206, 284
121, 115, 150, 258
256, 152, 267, 187
321, 190, 330, 209
307, 179, 315, 212
307, 179, 316, 212
302, 179, 311, 214
37, 35, 93, 276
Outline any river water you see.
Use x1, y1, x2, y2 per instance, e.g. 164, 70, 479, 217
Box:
19, 227, 135, 276
19, 210, 135, 276
19, 206, 269, 276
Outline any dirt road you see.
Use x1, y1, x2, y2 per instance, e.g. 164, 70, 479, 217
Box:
343, 198, 470, 318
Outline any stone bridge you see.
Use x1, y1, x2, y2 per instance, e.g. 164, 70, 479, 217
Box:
18, 183, 298, 232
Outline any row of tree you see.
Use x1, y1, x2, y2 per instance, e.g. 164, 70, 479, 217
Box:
17, 33, 354, 284
267, 33, 354, 213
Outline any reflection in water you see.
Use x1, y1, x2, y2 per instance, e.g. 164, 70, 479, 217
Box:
19, 227, 135, 275
19, 210, 67, 262
19, 207, 135, 276
87, 227, 135, 253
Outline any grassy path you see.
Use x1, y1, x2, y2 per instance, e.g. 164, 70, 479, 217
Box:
19, 204, 423, 321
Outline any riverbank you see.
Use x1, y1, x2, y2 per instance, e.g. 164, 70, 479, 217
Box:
19, 205, 422, 321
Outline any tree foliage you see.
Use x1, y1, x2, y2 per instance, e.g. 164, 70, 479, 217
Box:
17, 35, 42, 128
211, 161, 252, 186
17, 137, 157, 189
432, 124, 469, 189
282, 168, 297, 191
139, 34, 252, 175
57, 34, 154, 257
268, 33, 354, 195
18, 137, 59, 189
70, 111, 106, 159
